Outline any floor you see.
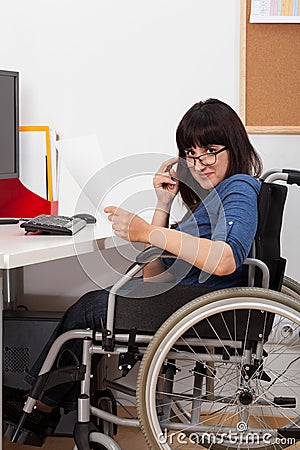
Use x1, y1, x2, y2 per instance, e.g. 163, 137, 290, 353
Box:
3, 427, 148, 450
3, 405, 149, 450
4, 430, 300, 450
3, 409, 300, 450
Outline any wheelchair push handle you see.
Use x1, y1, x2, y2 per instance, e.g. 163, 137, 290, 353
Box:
282, 169, 300, 186
261, 168, 300, 185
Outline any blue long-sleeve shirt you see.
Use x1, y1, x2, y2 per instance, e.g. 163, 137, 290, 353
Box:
161, 174, 261, 288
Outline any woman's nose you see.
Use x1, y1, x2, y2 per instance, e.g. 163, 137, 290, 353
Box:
194, 158, 206, 169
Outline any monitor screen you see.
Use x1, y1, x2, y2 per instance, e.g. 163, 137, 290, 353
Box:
0, 70, 19, 179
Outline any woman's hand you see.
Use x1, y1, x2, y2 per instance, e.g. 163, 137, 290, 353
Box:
104, 206, 152, 242
153, 157, 179, 207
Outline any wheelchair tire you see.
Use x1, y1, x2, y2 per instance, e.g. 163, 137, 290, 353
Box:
137, 287, 300, 450
282, 275, 300, 299
73, 432, 121, 450
89, 444, 107, 450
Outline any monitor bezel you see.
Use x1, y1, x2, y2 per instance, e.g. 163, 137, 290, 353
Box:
0, 69, 19, 179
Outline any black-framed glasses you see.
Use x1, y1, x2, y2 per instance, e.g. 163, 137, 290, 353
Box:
184, 147, 228, 167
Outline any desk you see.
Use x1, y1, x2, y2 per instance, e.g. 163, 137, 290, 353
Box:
0, 219, 113, 449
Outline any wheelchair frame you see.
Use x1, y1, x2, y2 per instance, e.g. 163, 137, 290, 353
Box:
6, 169, 300, 450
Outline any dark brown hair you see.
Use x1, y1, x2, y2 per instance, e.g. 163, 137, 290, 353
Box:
176, 98, 262, 209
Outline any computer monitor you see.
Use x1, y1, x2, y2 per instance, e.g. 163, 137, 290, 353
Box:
0, 70, 19, 179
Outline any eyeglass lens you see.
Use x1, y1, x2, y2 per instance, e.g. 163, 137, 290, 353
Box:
184, 147, 227, 167
185, 153, 216, 167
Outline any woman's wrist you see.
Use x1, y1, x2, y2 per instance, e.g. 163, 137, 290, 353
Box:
144, 223, 156, 244
155, 200, 172, 213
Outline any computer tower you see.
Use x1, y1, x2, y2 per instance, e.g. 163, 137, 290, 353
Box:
3, 309, 77, 436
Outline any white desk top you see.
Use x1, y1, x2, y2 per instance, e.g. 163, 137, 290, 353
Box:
0, 218, 114, 269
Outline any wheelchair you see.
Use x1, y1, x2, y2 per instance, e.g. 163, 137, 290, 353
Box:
4, 168, 300, 450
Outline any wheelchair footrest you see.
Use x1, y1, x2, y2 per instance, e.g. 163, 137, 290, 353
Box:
274, 396, 296, 408
278, 427, 300, 440
3, 420, 46, 447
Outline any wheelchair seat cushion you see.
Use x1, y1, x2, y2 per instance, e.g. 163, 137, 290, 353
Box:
114, 282, 215, 334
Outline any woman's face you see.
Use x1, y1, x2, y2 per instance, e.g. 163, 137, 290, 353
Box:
184, 145, 229, 189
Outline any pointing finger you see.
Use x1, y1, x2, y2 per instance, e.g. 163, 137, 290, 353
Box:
104, 206, 116, 213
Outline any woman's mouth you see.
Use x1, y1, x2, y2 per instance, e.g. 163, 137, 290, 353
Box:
197, 170, 214, 178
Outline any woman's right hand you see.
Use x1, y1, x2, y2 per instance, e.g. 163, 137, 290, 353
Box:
153, 157, 179, 206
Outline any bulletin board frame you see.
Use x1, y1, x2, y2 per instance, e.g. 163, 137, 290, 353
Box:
240, 0, 300, 134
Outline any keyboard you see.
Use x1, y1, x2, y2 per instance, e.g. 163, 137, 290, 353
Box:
20, 214, 87, 236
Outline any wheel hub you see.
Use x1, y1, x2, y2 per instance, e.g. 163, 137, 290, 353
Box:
238, 390, 254, 406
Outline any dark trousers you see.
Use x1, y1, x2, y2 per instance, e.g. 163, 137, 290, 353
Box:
24, 280, 211, 410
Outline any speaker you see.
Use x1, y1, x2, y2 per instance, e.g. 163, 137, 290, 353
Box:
3, 309, 77, 436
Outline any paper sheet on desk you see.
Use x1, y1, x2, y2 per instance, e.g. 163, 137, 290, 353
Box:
56, 135, 105, 216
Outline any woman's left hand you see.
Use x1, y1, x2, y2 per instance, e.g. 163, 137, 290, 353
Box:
104, 206, 151, 242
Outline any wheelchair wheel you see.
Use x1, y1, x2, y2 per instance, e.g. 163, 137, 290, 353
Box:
137, 287, 300, 449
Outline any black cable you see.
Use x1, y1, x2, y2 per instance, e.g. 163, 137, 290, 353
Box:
0, 218, 31, 225
0, 218, 20, 224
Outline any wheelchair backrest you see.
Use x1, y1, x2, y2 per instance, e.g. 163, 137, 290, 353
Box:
254, 181, 287, 291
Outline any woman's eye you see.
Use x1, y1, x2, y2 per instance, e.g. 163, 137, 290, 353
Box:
186, 149, 195, 156
206, 148, 216, 154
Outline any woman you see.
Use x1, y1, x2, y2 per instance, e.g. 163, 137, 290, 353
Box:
4, 98, 262, 441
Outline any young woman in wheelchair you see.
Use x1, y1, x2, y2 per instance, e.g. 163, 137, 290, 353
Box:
4, 98, 263, 441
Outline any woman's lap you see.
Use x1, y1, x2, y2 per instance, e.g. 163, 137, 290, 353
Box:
25, 280, 212, 408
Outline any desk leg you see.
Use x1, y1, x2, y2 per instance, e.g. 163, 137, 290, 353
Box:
1, 268, 3, 450
3, 269, 19, 310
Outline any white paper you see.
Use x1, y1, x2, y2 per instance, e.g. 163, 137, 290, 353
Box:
57, 158, 96, 216
250, 0, 300, 23
99, 172, 156, 223
50, 129, 58, 201
19, 130, 47, 199
56, 135, 105, 216
56, 138, 185, 226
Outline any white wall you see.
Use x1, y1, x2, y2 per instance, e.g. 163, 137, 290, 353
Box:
1, 0, 239, 158
1, 0, 299, 304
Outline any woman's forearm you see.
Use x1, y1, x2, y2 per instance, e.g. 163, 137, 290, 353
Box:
147, 226, 236, 276
104, 204, 236, 276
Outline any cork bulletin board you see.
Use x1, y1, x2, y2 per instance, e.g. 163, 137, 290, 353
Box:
240, 0, 300, 134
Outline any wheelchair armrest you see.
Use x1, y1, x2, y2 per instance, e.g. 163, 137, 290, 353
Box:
243, 258, 270, 289
135, 246, 165, 264
135, 246, 175, 265
124, 246, 175, 274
